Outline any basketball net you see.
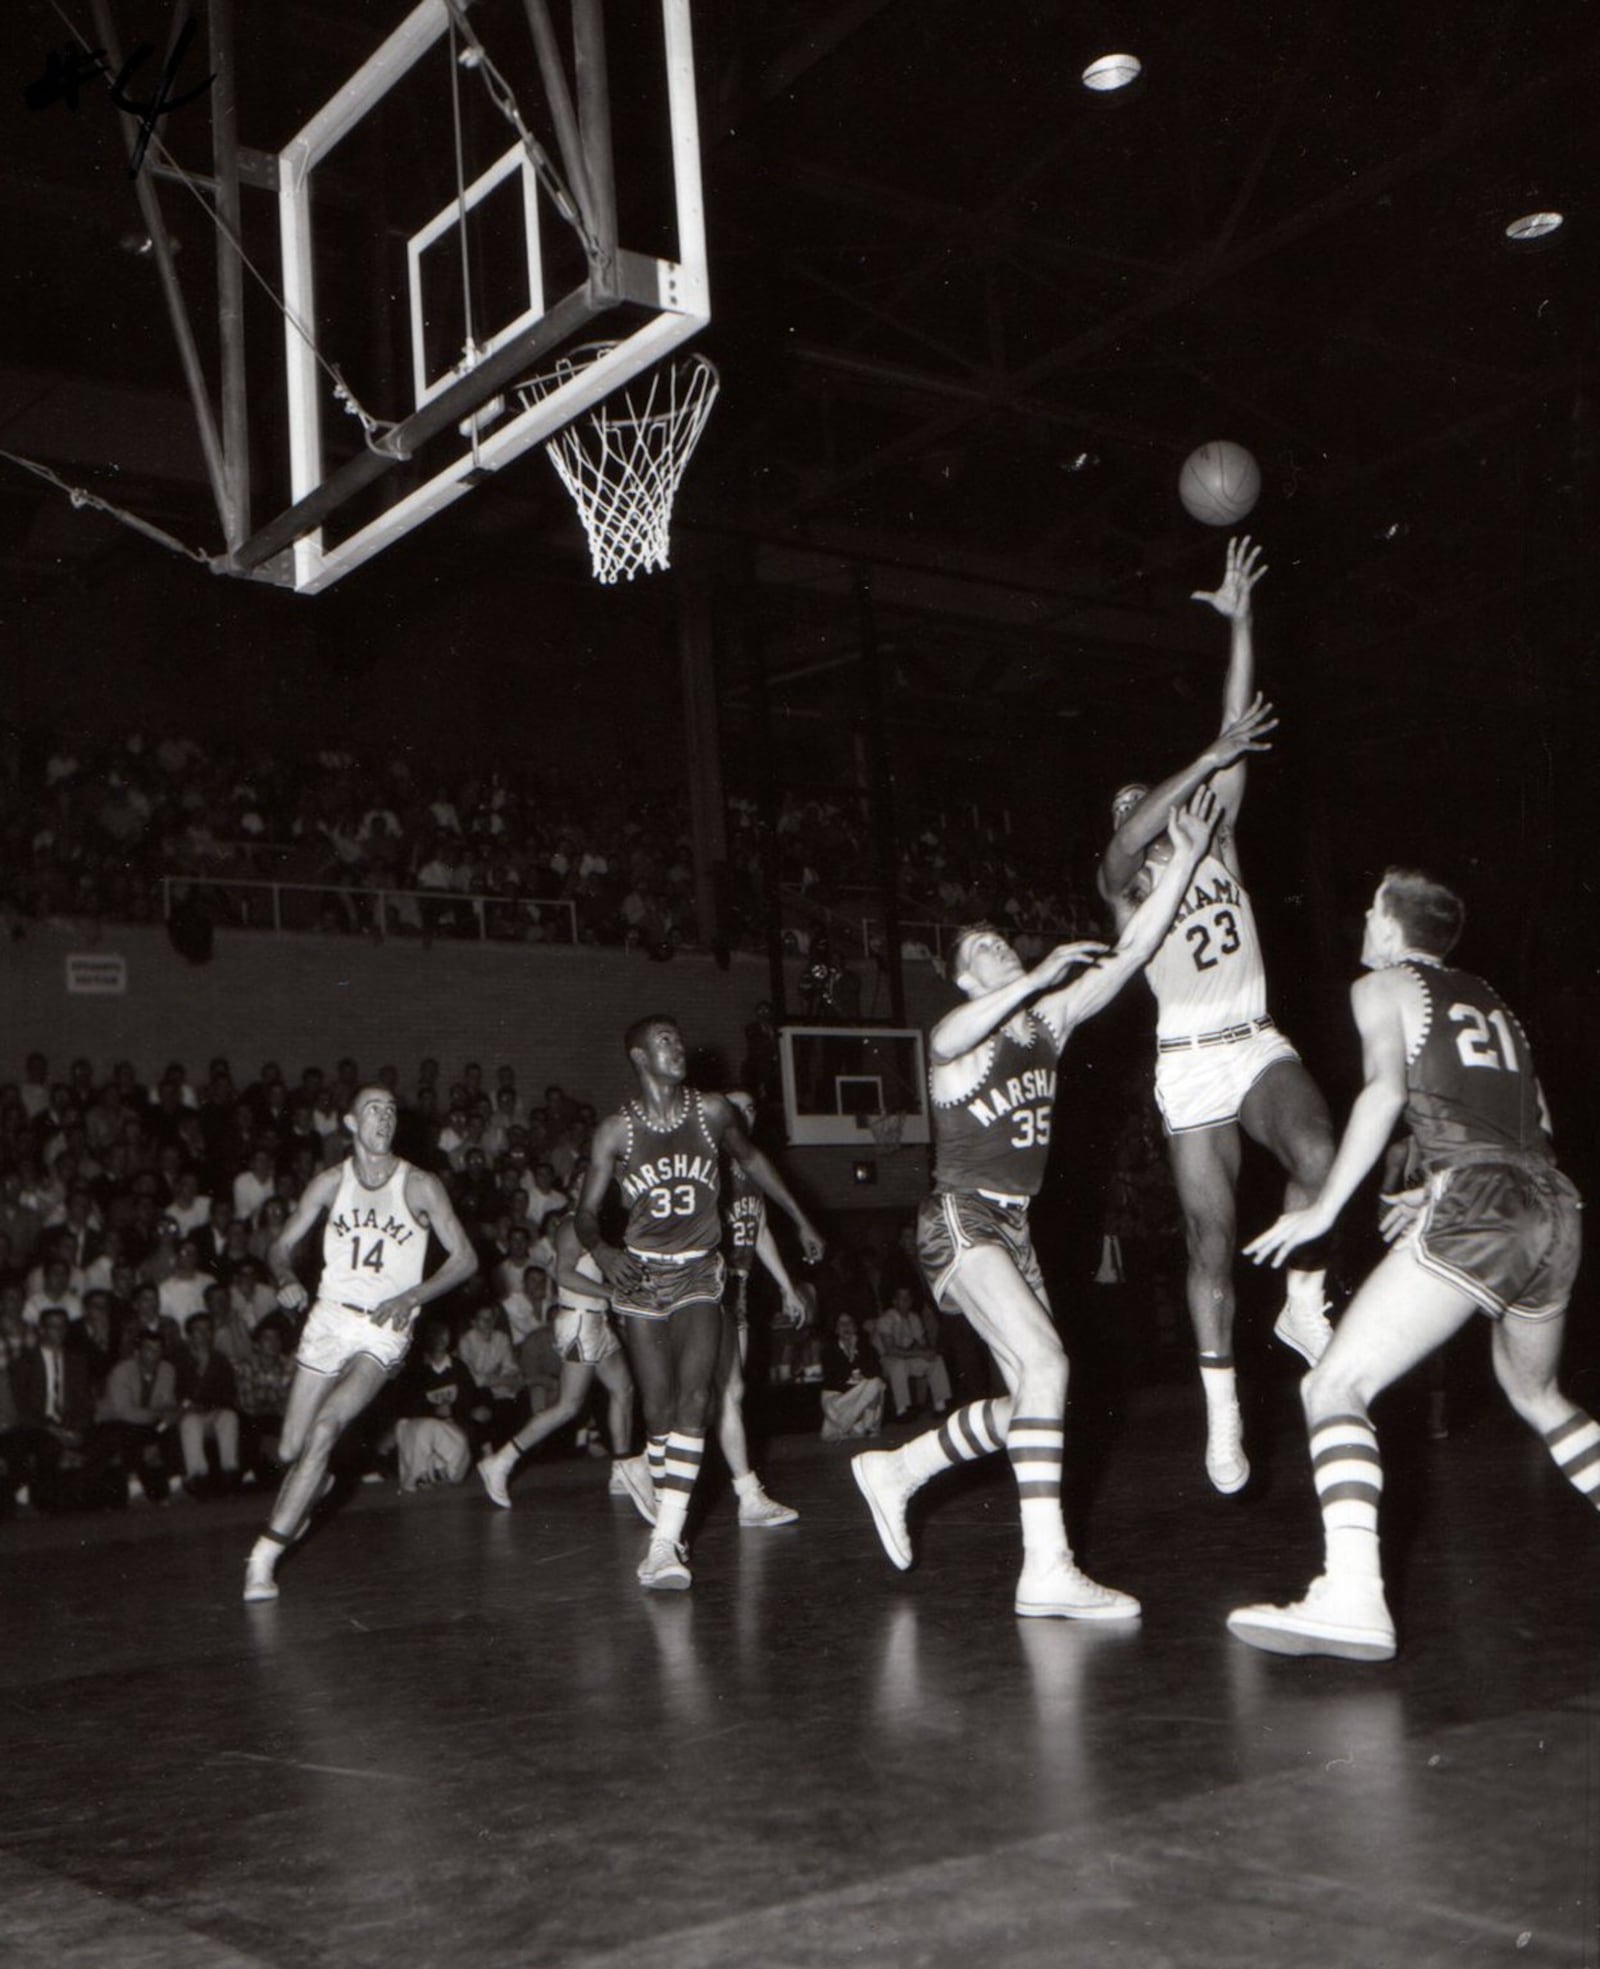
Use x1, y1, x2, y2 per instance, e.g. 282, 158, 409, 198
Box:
867, 1110, 905, 1152
515, 348, 719, 584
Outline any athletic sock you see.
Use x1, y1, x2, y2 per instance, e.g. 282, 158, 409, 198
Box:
899, 1396, 1012, 1488
646, 1434, 668, 1489
1007, 1414, 1068, 1557
1199, 1354, 1238, 1414
1542, 1409, 1600, 1506
248, 1525, 293, 1572
1311, 1412, 1383, 1578
652, 1430, 704, 1547
732, 1470, 762, 1500
1285, 1267, 1328, 1311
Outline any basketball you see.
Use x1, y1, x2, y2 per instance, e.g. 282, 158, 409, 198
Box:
1178, 441, 1261, 526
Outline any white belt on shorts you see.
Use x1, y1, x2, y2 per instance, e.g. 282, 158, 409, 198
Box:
977, 1189, 1030, 1208
1158, 1015, 1276, 1053
624, 1246, 712, 1266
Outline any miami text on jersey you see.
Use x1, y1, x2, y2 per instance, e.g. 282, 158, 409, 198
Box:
1172, 871, 1241, 928
330, 1204, 416, 1245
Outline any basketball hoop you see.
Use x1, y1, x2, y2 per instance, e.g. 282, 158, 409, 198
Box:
867, 1110, 906, 1153
515, 344, 719, 583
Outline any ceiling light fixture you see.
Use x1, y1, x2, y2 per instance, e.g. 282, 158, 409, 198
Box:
1082, 53, 1142, 93
1504, 210, 1564, 243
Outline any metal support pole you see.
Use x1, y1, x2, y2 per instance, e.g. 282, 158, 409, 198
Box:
853, 565, 906, 1024
208, 0, 249, 549
572, 0, 617, 278
90, 0, 230, 543
679, 580, 728, 949
742, 593, 789, 1018
520, 0, 599, 243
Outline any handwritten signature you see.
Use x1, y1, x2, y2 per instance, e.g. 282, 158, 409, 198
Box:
25, 17, 215, 178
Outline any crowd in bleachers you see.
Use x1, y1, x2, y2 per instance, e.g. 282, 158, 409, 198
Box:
0, 1048, 609, 1515
0, 730, 1096, 958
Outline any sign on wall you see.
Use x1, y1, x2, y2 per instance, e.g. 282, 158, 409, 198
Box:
66, 954, 127, 996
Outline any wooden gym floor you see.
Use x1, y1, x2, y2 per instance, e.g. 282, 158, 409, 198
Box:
1, 1374, 1595, 1969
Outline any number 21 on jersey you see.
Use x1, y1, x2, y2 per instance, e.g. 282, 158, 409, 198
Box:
1450, 1003, 1520, 1072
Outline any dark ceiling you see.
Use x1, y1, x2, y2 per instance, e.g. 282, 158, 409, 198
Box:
3, 1, 1597, 885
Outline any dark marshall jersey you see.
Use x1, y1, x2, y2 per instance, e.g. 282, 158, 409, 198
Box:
724, 1162, 765, 1276
1402, 961, 1553, 1170
931, 1014, 1062, 1199
616, 1089, 723, 1255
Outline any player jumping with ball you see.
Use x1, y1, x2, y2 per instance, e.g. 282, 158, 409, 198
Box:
1098, 536, 1337, 1496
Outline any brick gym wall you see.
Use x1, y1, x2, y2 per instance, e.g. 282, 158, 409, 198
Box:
3, 926, 943, 1215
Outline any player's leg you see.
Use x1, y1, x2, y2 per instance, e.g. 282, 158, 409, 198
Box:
1240, 1059, 1338, 1365
1491, 1313, 1600, 1510
1228, 1248, 1476, 1660
950, 1252, 1137, 1618
1166, 1122, 1250, 1492
853, 1195, 1019, 1569
620, 1319, 672, 1500
597, 1348, 636, 1457
716, 1298, 797, 1528
477, 1358, 596, 1507
597, 1348, 656, 1523
714, 1297, 752, 1477
636, 1299, 721, 1587
244, 1357, 389, 1601
626, 1310, 695, 1588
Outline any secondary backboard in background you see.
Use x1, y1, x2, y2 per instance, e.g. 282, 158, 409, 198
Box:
779, 1027, 931, 1149
227, 0, 708, 592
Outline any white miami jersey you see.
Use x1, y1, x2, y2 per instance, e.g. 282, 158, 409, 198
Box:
557, 1247, 609, 1314
320, 1158, 429, 1310
1143, 851, 1268, 1039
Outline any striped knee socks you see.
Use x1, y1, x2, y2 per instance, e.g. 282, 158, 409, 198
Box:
1312, 1412, 1383, 1578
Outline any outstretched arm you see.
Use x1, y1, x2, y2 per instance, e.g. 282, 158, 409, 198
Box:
1245, 969, 1410, 1267
753, 1221, 807, 1325
368, 1170, 479, 1329
715, 1101, 825, 1263
1045, 786, 1221, 1033
929, 939, 1109, 1065
267, 1164, 342, 1312
1097, 694, 1276, 901
1191, 534, 1267, 831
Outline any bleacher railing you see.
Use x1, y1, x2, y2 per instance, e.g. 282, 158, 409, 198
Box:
161, 876, 579, 944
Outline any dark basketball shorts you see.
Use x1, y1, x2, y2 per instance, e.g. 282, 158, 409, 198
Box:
610, 1248, 727, 1323
916, 1187, 1049, 1314
1414, 1159, 1582, 1322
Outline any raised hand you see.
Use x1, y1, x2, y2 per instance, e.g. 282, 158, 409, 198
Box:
1208, 692, 1279, 768
1192, 535, 1267, 621
1031, 940, 1110, 990
1166, 783, 1221, 861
